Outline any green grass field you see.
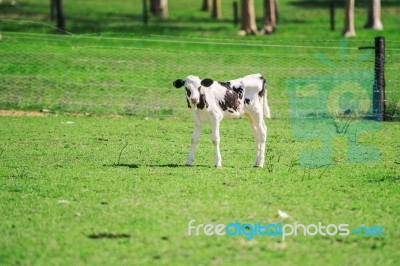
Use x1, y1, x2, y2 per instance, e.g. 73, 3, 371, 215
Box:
1, 115, 399, 265
1, 0, 400, 265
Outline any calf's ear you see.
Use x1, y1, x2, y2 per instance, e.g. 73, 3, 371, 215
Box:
173, 79, 184, 88
201, 78, 214, 87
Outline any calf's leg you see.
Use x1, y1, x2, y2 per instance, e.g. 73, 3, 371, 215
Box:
251, 111, 267, 168
186, 123, 202, 166
245, 113, 260, 166
211, 116, 222, 167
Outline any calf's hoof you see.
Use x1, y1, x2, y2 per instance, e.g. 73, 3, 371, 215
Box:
253, 164, 264, 168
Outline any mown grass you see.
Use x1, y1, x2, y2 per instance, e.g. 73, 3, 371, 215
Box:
0, 0, 400, 265
1, 32, 399, 118
0, 115, 399, 265
1, 0, 399, 118
1, 0, 400, 39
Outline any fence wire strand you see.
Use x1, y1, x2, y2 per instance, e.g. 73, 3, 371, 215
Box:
0, 24, 399, 120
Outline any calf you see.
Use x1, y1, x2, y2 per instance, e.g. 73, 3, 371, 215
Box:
173, 74, 270, 168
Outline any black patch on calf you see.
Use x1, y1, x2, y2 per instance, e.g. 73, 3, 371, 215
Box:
219, 90, 240, 111
173, 79, 184, 88
197, 94, 208, 110
219, 81, 244, 100
245, 98, 250, 105
233, 86, 244, 99
258, 76, 266, 97
185, 88, 191, 97
218, 81, 232, 90
201, 79, 214, 87
184, 88, 191, 108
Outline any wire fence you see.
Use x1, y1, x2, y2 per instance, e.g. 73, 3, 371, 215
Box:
0, 22, 399, 120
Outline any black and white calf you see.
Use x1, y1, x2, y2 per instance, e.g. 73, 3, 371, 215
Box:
173, 74, 270, 168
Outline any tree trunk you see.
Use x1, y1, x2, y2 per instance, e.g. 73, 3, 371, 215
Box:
202, 0, 211, 11
343, 0, 356, 37
239, 0, 257, 35
50, 0, 56, 21
54, 0, 65, 31
365, 0, 383, 30
150, 0, 156, 14
261, 0, 276, 34
152, 0, 168, 19
211, 0, 221, 19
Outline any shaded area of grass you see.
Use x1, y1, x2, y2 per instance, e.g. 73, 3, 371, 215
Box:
289, 0, 400, 8
1, 0, 400, 37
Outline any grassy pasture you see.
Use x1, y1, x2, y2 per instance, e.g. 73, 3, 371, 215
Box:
1, 0, 400, 265
1, 0, 400, 38
1, 115, 399, 265
1, 32, 399, 118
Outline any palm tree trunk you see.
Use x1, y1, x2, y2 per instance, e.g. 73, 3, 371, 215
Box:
365, 0, 383, 30
239, 0, 257, 35
152, 0, 168, 19
212, 0, 221, 19
262, 0, 276, 34
343, 0, 356, 37
202, 0, 211, 11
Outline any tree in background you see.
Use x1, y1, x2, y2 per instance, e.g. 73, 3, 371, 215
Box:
343, 0, 356, 37
50, 0, 55, 21
150, 0, 156, 14
50, 0, 65, 31
202, 0, 211, 11
151, 0, 168, 19
261, 0, 276, 34
365, 0, 383, 30
211, 0, 221, 19
238, 0, 257, 35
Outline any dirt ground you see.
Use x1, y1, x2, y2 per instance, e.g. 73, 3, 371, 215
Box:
0, 110, 50, 117
0, 110, 124, 118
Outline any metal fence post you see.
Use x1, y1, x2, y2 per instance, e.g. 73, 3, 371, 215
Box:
374, 36, 386, 121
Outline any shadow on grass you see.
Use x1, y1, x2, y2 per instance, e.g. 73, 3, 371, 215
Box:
147, 163, 210, 168
289, 0, 400, 8
105, 163, 139, 169
365, 175, 400, 183
104, 163, 211, 168
88, 233, 130, 239
0, 3, 235, 35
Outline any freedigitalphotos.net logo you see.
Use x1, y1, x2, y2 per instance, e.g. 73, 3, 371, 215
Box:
188, 219, 384, 241
287, 40, 382, 168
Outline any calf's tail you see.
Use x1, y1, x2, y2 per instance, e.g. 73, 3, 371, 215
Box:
261, 76, 271, 119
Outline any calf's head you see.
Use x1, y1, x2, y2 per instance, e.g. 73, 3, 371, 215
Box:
173, 75, 202, 106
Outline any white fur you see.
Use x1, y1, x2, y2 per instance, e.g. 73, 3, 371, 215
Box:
178, 74, 270, 168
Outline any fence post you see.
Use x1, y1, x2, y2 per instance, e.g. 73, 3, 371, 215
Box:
143, 0, 148, 26
233, 1, 239, 26
373, 36, 386, 121
329, 1, 335, 31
